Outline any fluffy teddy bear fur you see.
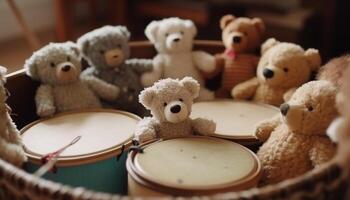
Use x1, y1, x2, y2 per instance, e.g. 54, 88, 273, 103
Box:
0, 66, 27, 167
78, 26, 152, 114
142, 17, 217, 101
25, 42, 119, 117
256, 80, 337, 185
232, 38, 321, 106
134, 77, 216, 143
208, 15, 265, 97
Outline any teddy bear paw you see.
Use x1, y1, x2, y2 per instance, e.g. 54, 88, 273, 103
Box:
37, 104, 56, 117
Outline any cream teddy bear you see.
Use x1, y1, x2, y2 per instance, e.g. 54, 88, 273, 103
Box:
256, 80, 337, 185
25, 42, 119, 117
143, 17, 216, 101
0, 66, 27, 167
232, 38, 321, 106
134, 77, 216, 143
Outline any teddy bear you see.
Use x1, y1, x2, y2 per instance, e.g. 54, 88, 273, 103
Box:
134, 77, 216, 143
0, 66, 27, 167
255, 80, 337, 185
142, 17, 217, 101
77, 25, 153, 114
25, 42, 119, 117
317, 54, 350, 89
231, 38, 321, 106
207, 14, 265, 97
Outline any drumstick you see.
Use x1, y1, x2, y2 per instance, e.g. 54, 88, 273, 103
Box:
34, 136, 82, 177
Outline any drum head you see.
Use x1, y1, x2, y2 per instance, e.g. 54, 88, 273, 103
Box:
133, 137, 259, 191
191, 100, 279, 141
22, 109, 140, 165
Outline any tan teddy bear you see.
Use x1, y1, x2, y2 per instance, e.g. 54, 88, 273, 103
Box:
255, 80, 337, 185
231, 38, 321, 106
208, 14, 265, 97
0, 66, 27, 167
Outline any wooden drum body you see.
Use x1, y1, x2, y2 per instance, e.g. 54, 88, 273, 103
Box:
127, 137, 261, 197
191, 99, 279, 145
21, 109, 140, 194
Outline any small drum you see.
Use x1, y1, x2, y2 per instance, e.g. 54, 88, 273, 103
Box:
127, 137, 261, 196
191, 99, 279, 145
21, 109, 140, 194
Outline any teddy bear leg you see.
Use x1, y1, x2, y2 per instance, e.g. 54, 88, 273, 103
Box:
197, 88, 215, 101
0, 139, 27, 167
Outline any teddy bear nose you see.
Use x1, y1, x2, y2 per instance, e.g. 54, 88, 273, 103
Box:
173, 38, 180, 42
170, 105, 181, 113
233, 36, 241, 44
280, 103, 290, 116
263, 68, 274, 79
112, 54, 119, 59
62, 65, 71, 72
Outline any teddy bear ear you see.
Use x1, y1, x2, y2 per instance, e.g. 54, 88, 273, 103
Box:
0, 66, 7, 83
118, 26, 131, 40
220, 14, 236, 30
24, 55, 39, 80
183, 19, 197, 37
145, 21, 159, 43
261, 38, 280, 54
139, 87, 156, 109
304, 48, 321, 71
252, 18, 265, 34
181, 77, 200, 99
65, 41, 81, 58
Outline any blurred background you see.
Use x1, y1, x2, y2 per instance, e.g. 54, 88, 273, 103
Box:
0, 0, 348, 72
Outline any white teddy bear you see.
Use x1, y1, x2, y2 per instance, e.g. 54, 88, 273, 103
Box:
142, 17, 216, 101
134, 77, 216, 143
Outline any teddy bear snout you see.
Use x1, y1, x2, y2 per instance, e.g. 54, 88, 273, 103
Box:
263, 68, 274, 79
105, 49, 124, 67
170, 104, 181, 113
280, 103, 290, 116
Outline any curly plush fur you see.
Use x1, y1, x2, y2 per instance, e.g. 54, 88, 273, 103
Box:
256, 80, 337, 185
24, 42, 119, 117
232, 38, 321, 106
0, 66, 27, 167
134, 77, 216, 143
78, 26, 152, 114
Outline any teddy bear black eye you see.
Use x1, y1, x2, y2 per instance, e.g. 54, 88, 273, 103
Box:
50, 62, 55, 67
117, 44, 122, 48
179, 98, 183, 102
283, 68, 289, 72
243, 32, 248, 36
163, 102, 167, 107
165, 33, 169, 37
99, 50, 105, 54
307, 105, 314, 112
180, 31, 184, 35
67, 56, 71, 61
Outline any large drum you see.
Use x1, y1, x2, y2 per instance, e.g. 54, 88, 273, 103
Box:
127, 136, 261, 196
21, 109, 140, 194
191, 99, 279, 145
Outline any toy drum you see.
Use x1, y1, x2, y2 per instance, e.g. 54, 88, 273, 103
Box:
127, 137, 261, 196
21, 109, 140, 194
191, 99, 279, 145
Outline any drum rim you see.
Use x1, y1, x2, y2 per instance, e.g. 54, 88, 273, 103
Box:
127, 136, 262, 195
21, 108, 140, 166
192, 99, 279, 141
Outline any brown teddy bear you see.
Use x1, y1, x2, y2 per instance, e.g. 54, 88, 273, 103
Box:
208, 15, 265, 97
256, 80, 337, 185
231, 38, 321, 106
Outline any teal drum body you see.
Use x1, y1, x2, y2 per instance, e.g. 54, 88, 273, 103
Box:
21, 109, 140, 194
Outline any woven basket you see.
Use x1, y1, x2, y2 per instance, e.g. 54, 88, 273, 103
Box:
1, 41, 349, 200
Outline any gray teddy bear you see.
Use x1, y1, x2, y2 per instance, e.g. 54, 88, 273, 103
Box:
77, 25, 152, 115
25, 42, 119, 117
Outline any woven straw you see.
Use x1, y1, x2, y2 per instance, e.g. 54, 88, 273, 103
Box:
1, 41, 349, 200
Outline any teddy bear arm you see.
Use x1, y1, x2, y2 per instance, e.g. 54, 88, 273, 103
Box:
283, 88, 297, 102
309, 138, 336, 167
255, 115, 281, 142
6, 118, 21, 144
126, 58, 153, 75
0, 137, 27, 167
82, 75, 120, 101
35, 85, 56, 117
231, 77, 259, 100
134, 118, 158, 143
191, 118, 216, 136
140, 55, 164, 87
192, 51, 216, 73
